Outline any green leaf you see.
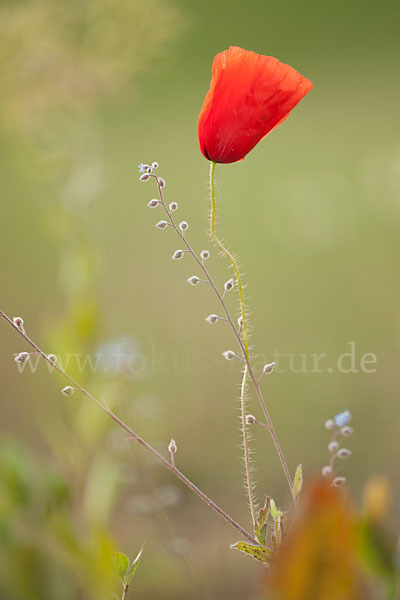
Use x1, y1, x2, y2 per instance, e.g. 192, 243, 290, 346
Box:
126, 543, 145, 584
270, 498, 283, 545
293, 464, 303, 499
114, 552, 130, 582
256, 496, 270, 546
230, 541, 273, 563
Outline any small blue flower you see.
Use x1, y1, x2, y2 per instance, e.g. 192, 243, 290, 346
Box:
138, 163, 147, 174
334, 410, 352, 427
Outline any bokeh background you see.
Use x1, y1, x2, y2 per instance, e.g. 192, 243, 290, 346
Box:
1, 0, 399, 598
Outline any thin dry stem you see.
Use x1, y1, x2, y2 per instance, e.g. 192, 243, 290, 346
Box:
0, 309, 258, 545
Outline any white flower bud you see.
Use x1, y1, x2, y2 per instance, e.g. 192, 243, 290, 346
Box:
158, 177, 166, 188
148, 199, 159, 208
172, 250, 184, 260
237, 316, 244, 327
321, 465, 332, 477
340, 426, 354, 437
200, 250, 210, 260
15, 352, 30, 363
246, 414, 256, 425
169, 202, 178, 211
337, 448, 352, 459
48, 354, 57, 362
187, 276, 200, 286
263, 362, 276, 374
140, 173, 150, 181
179, 221, 188, 232
324, 419, 335, 430
328, 441, 339, 453
13, 317, 24, 329
168, 438, 177, 454
222, 350, 236, 361
332, 476, 346, 487
224, 278, 234, 291
156, 220, 169, 230
61, 386, 75, 396
205, 314, 218, 324
152, 162, 159, 169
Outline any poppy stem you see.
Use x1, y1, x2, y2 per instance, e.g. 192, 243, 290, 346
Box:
209, 161, 258, 531
208, 162, 297, 513
0, 309, 258, 546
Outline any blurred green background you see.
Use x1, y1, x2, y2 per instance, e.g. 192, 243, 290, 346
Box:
1, 0, 399, 598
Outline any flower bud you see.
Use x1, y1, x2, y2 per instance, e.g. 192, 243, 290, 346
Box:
337, 448, 352, 459
321, 465, 333, 477
15, 352, 29, 363
169, 202, 178, 211
152, 162, 159, 169
332, 476, 346, 487
156, 220, 169, 230
140, 173, 150, 181
61, 386, 75, 396
324, 419, 335, 430
172, 250, 184, 260
48, 354, 57, 362
148, 199, 159, 208
158, 177, 166, 188
328, 441, 339, 453
179, 221, 188, 232
13, 317, 24, 329
237, 316, 244, 327
246, 414, 256, 425
187, 276, 200, 286
263, 362, 276, 374
224, 278, 234, 291
168, 438, 177, 454
205, 314, 218, 324
222, 350, 236, 361
200, 250, 210, 260
340, 426, 354, 437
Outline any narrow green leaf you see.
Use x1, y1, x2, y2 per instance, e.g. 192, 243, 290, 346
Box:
230, 541, 273, 563
256, 496, 270, 546
269, 498, 283, 545
293, 464, 303, 499
126, 543, 145, 584
114, 552, 130, 581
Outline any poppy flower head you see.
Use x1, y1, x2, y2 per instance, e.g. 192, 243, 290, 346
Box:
198, 46, 313, 164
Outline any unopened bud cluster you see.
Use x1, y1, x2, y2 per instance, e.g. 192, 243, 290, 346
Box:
322, 410, 353, 484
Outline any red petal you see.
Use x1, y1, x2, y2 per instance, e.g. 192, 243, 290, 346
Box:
198, 47, 313, 164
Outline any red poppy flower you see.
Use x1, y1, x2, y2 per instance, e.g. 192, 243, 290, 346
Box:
198, 46, 313, 164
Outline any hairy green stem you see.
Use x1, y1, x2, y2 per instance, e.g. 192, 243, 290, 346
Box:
209, 161, 257, 530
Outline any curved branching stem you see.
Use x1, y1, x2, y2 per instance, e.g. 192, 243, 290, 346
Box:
0, 309, 258, 546
149, 166, 296, 510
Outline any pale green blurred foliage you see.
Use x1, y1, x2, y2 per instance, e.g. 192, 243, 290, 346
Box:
0, 0, 182, 135
0, 0, 184, 597
0, 441, 118, 599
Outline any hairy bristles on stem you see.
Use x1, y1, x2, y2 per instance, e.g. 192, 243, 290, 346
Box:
143, 162, 297, 527
0, 309, 258, 546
